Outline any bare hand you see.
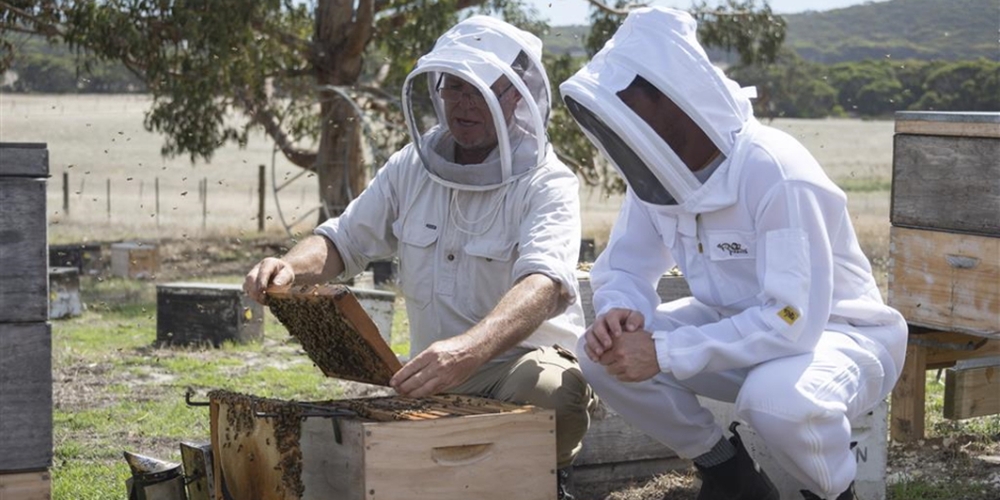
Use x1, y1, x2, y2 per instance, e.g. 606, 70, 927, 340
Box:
243, 257, 295, 304
584, 308, 645, 362
599, 329, 660, 382
390, 336, 482, 397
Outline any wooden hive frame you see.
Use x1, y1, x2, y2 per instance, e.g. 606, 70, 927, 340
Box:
267, 285, 402, 386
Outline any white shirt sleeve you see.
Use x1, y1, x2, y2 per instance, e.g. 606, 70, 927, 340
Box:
511, 165, 583, 310
591, 190, 677, 326
313, 154, 404, 281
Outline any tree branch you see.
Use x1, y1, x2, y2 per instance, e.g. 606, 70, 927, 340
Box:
377, 0, 488, 30
251, 18, 312, 57
0, 1, 64, 37
583, 0, 647, 16
238, 90, 318, 170
344, 0, 374, 58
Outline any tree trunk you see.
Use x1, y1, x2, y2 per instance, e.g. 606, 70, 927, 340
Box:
314, 0, 370, 219
316, 96, 366, 218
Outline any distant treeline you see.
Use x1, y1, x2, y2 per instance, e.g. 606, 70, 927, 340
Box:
3, 51, 146, 93
730, 54, 999, 118
5, 48, 997, 119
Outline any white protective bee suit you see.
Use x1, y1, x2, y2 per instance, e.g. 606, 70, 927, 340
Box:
315, 16, 592, 468
560, 7, 907, 498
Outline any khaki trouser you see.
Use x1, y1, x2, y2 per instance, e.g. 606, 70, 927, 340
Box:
447, 346, 598, 469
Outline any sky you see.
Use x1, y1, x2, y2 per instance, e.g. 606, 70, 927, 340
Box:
529, 0, 889, 26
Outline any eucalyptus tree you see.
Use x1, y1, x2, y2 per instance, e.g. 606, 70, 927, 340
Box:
1, 0, 785, 209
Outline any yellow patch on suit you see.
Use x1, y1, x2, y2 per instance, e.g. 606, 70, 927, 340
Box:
777, 306, 800, 325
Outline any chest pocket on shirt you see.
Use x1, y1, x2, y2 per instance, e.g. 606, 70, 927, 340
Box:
705, 229, 760, 306
461, 238, 517, 319
394, 221, 439, 310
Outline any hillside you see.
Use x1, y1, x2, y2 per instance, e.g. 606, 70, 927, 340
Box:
785, 0, 998, 63
542, 0, 999, 63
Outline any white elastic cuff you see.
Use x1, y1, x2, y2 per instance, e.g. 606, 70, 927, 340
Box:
652, 329, 671, 373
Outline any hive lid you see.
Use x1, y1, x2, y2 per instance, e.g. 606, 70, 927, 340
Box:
268, 285, 402, 386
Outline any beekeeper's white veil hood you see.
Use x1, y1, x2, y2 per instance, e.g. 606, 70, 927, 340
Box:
559, 7, 756, 208
402, 15, 551, 191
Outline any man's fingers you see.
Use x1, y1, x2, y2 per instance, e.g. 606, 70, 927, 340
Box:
243, 265, 269, 304
593, 319, 616, 350
255, 260, 279, 296
584, 333, 604, 362
392, 367, 439, 397
625, 310, 645, 332
390, 354, 431, 390
272, 268, 292, 288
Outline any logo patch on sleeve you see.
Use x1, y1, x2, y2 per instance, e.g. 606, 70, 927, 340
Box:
777, 306, 800, 325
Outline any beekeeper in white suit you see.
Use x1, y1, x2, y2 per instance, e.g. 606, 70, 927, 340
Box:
245, 15, 594, 499
560, 7, 906, 500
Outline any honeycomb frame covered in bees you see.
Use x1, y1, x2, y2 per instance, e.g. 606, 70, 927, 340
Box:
267, 285, 402, 386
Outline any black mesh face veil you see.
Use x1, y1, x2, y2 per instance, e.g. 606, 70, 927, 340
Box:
564, 96, 677, 205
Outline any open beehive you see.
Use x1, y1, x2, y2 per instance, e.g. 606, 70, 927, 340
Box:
267, 285, 402, 386
209, 390, 556, 500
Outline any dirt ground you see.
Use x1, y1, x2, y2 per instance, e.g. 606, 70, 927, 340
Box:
56, 235, 998, 500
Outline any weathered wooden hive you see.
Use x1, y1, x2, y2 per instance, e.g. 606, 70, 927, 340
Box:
887, 111, 1000, 441
157, 282, 264, 347
0, 143, 53, 495
111, 240, 159, 279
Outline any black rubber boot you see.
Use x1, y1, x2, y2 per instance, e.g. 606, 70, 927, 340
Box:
801, 482, 855, 500
692, 422, 779, 500
557, 467, 575, 500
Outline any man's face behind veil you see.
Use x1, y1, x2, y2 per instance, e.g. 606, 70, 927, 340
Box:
439, 74, 518, 151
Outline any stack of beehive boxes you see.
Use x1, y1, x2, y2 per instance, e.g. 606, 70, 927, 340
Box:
0, 143, 53, 495
888, 111, 1000, 441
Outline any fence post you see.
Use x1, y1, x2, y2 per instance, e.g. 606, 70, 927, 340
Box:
155, 177, 160, 227
258, 164, 266, 233
106, 178, 111, 221
202, 177, 207, 230
63, 171, 69, 216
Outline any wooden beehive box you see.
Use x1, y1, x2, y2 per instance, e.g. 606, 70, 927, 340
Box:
111, 241, 159, 279
49, 266, 83, 319
888, 111, 1000, 336
267, 285, 402, 386
157, 283, 264, 346
49, 242, 103, 276
0, 143, 49, 323
0, 143, 53, 493
208, 391, 556, 500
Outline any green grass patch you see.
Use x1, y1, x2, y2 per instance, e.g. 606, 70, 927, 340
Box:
52, 459, 132, 500
835, 176, 892, 193
889, 478, 995, 500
